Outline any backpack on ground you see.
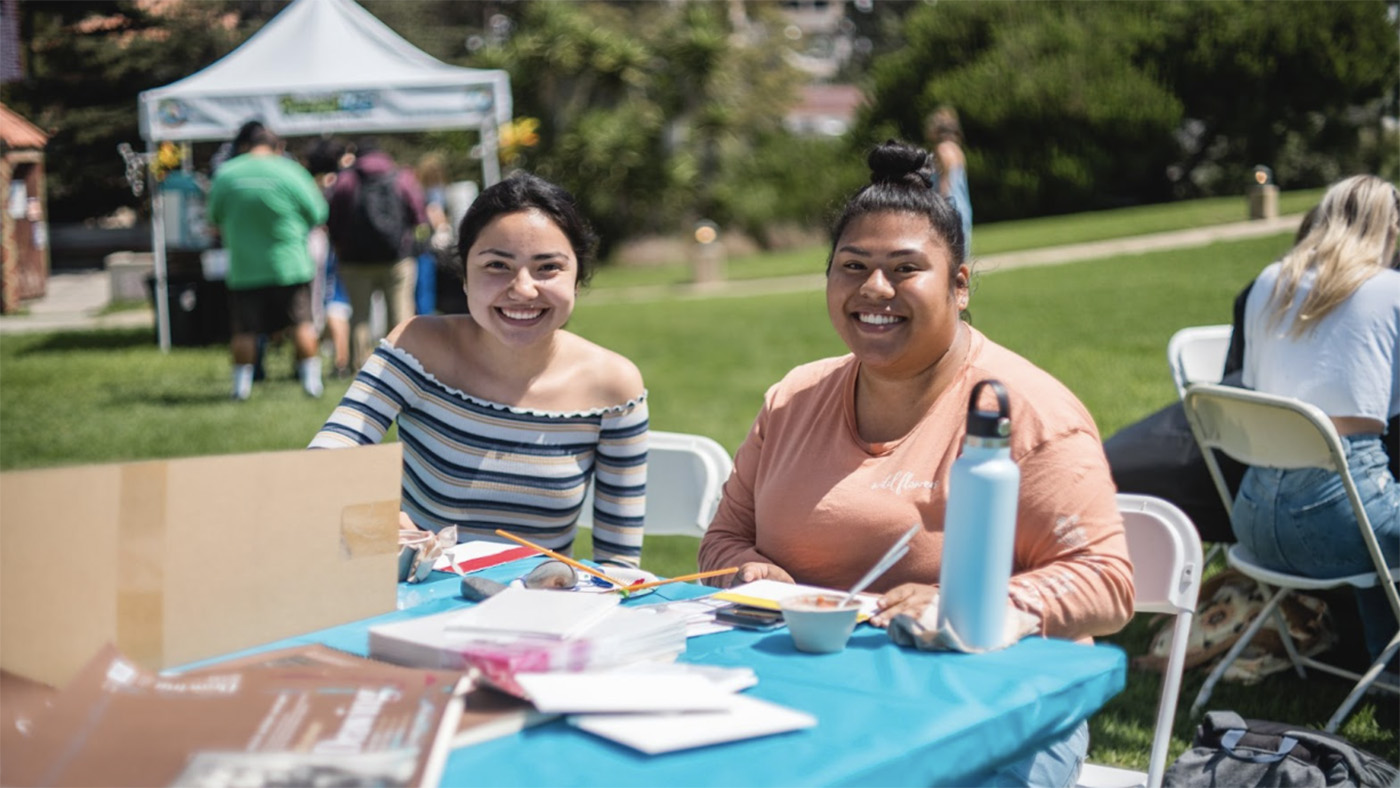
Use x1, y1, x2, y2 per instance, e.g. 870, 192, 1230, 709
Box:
1163, 711, 1398, 788
346, 168, 407, 262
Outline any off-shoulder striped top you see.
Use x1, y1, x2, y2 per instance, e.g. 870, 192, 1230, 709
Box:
309, 342, 649, 565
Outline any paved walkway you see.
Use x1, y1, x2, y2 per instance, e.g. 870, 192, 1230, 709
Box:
0, 214, 1302, 334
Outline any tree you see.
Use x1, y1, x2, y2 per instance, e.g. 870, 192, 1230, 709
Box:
1149, 0, 1398, 194
3, 1, 270, 222
854, 0, 1399, 221
859, 2, 1184, 221
468, 1, 806, 253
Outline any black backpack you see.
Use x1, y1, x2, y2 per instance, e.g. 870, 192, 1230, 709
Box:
1164, 711, 1399, 788
346, 167, 407, 262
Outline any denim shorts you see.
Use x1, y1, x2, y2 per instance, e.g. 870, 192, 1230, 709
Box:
1232, 434, 1400, 578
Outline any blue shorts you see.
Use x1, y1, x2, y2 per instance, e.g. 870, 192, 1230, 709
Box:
325, 249, 350, 308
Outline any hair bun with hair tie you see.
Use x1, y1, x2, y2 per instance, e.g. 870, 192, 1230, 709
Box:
867, 139, 935, 189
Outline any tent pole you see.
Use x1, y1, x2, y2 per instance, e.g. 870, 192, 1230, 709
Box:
481, 116, 501, 186
149, 140, 172, 352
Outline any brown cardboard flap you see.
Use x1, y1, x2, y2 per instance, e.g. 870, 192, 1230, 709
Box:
0, 444, 403, 686
0, 465, 121, 688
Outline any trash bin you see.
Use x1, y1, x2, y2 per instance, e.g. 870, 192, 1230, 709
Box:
146, 274, 211, 347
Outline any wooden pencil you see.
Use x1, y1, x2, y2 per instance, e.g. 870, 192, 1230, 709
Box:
617, 567, 740, 592
491, 529, 628, 589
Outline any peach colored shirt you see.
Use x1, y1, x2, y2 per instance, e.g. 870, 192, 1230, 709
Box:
698, 327, 1133, 641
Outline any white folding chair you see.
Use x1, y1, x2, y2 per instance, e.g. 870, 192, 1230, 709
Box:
1165, 324, 1235, 567
1166, 325, 1233, 400
579, 429, 733, 538
1181, 383, 1400, 732
1077, 494, 1203, 788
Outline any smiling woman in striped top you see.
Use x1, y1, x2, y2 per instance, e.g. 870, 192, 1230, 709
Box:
310, 173, 648, 566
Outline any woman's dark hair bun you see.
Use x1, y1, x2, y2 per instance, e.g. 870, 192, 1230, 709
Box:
868, 139, 934, 188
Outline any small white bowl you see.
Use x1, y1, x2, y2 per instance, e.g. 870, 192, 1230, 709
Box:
780, 593, 861, 653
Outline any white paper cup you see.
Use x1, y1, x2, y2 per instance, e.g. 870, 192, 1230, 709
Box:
780, 593, 860, 654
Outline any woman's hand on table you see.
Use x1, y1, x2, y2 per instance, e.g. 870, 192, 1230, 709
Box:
870, 583, 938, 628
733, 561, 795, 586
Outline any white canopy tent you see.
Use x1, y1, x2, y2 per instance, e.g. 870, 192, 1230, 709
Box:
137, 0, 511, 350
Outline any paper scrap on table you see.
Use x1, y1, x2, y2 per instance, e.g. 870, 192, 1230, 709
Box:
513, 671, 737, 714
433, 542, 538, 574
569, 695, 818, 754
712, 579, 881, 621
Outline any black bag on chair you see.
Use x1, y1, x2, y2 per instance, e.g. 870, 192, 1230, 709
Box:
1103, 399, 1246, 545
1163, 711, 1399, 788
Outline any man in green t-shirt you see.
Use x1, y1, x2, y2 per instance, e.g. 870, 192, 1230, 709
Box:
207, 124, 328, 400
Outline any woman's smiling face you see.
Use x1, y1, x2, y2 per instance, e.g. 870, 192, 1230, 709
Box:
464, 209, 579, 347
826, 210, 969, 376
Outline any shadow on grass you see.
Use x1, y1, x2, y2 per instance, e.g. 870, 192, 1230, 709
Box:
104, 389, 236, 407
12, 328, 157, 355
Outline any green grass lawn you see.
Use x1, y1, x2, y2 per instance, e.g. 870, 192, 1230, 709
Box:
586, 187, 1325, 290
2, 205, 1394, 770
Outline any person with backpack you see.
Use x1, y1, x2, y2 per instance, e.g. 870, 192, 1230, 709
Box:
326, 139, 428, 369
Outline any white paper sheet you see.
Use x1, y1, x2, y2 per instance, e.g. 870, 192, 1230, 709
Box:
514, 671, 736, 713
569, 695, 818, 754
442, 587, 620, 640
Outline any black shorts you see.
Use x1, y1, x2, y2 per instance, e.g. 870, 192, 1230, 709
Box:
228, 283, 313, 335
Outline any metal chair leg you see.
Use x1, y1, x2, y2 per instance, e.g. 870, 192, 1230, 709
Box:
1324, 630, 1400, 733
1191, 584, 1290, 716
1266, 594, 1308, 679
1203, 543, 1225, 568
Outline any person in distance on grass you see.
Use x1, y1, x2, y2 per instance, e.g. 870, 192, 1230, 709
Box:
206, 122, 328, 401
1231, 174, 1400, 669
924, 105, 972, 258
309, 173, 649, 568
696, 140, 1133, 787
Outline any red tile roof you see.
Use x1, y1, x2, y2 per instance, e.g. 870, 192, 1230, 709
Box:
0, 103, 48, 149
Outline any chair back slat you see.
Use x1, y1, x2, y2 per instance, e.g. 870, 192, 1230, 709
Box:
578, 430, 733, 538
1184, 385, 1342, 473
1167, 324, 1233, 399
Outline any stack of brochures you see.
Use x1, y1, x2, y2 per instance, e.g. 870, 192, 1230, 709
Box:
2, 643, 471, 788
368, 588, 688, 697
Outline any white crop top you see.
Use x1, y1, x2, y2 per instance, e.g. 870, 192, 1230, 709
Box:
1243, 261, 1400, 423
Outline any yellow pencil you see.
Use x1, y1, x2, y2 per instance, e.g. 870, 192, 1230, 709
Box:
492, 529, 628, 589
616, 567, 740, 592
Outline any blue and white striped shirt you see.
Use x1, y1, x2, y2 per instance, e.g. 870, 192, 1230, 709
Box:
310, 343, 649, 565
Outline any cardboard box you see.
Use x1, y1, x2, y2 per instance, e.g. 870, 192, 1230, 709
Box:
0, 444, 402, 687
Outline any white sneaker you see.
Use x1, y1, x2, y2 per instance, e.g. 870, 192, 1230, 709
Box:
298, 358, 324, 398
231, 364, 254, 401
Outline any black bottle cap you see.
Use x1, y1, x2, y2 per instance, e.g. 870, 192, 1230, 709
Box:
966, 379, 1012, 439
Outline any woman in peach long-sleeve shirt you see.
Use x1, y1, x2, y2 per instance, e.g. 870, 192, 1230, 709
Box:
697, 140, 1132, 787
697, 333, 1133, 641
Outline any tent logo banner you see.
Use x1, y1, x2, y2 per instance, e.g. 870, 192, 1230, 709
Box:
145, 88, 500, 142
280, 91, 377, 116
157, 99, 191, 129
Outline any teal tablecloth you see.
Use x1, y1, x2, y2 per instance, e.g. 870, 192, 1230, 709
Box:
181, 559, 1127, 787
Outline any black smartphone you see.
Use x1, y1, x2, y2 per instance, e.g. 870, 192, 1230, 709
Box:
714, 604, 785, 631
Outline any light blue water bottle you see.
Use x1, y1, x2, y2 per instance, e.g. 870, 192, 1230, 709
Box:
937, 379, 1020, 651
